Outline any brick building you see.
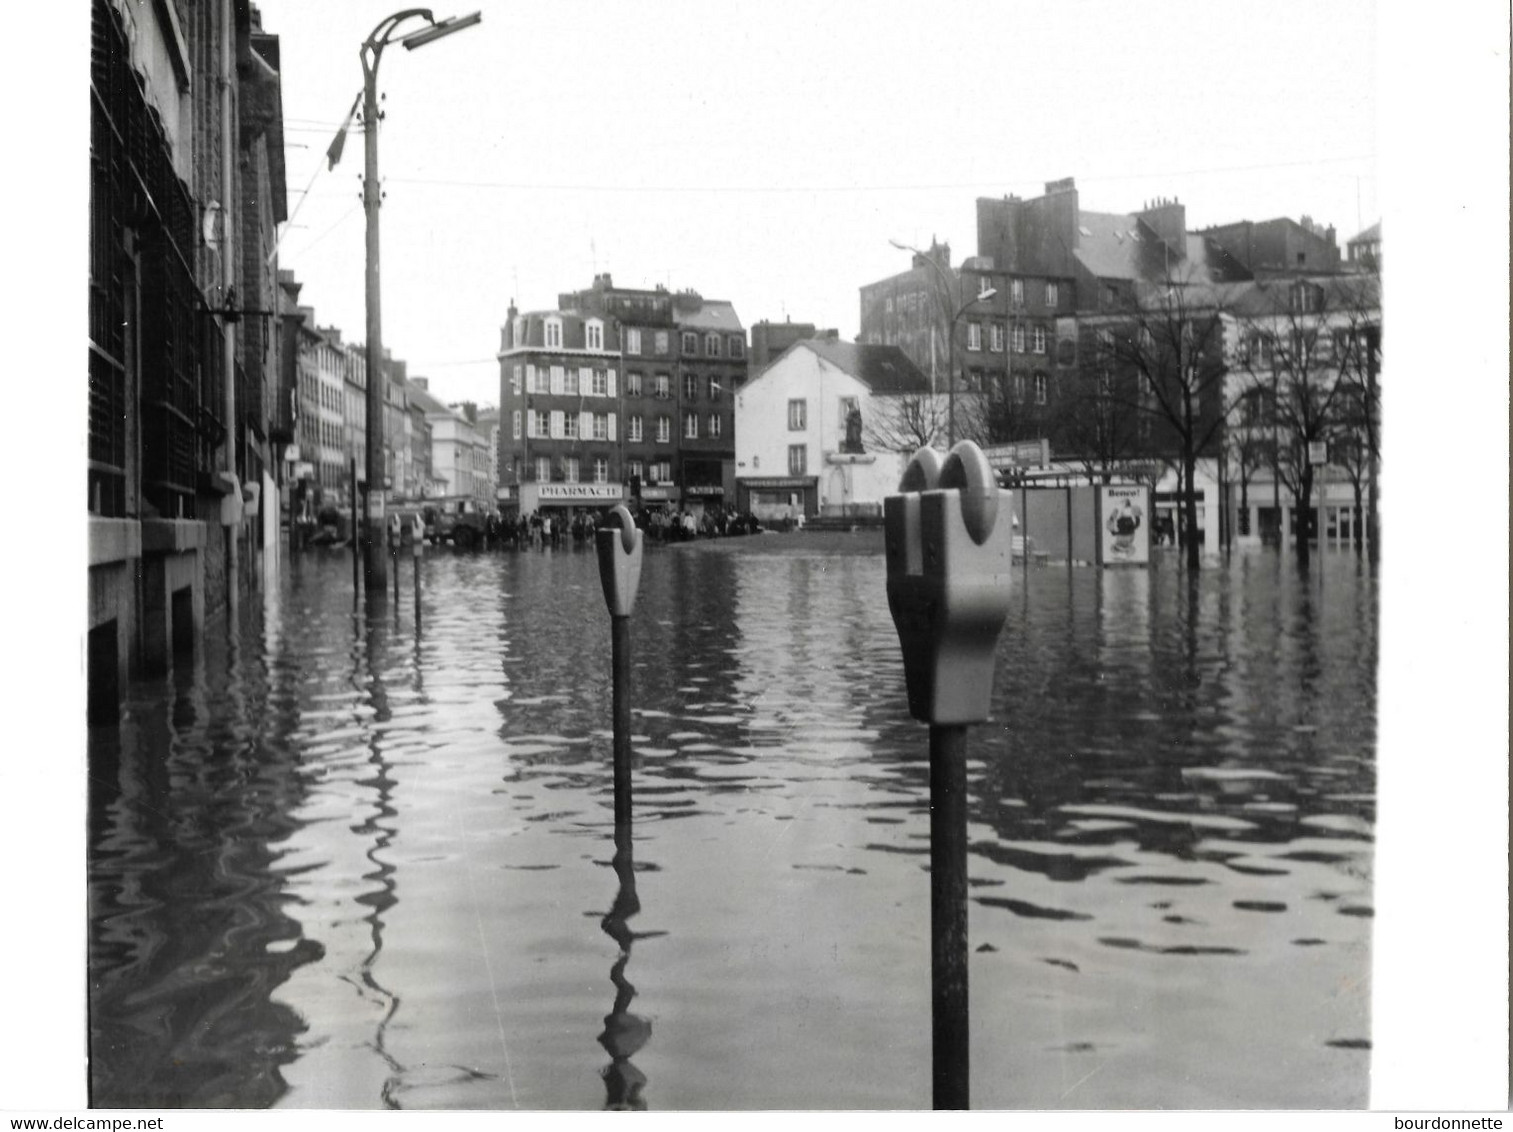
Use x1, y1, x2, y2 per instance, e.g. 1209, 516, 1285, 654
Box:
498, 276, 748, 515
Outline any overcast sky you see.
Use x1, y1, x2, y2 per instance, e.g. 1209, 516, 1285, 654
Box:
256, 0, 1379, 408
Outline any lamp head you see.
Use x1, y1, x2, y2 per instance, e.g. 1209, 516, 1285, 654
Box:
401, 10, 481, 49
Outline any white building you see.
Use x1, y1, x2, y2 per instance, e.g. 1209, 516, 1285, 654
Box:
734, 339, 936, 521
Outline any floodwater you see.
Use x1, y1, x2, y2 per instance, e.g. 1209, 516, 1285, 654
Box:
87, 536, 1377, 1110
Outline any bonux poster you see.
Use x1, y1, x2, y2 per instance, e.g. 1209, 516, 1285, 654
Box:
1100, 485, 1150, 565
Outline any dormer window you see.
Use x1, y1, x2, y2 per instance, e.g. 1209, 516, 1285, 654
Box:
545, 317, 563, 348
586, 319, 604, 350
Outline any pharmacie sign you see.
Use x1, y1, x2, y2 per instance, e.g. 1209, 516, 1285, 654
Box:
537, 483, 625, 502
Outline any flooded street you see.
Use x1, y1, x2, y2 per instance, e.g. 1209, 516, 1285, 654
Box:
87, 538, 1376, 1110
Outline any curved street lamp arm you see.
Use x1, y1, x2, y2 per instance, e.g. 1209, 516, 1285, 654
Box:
361, 8, 436, 73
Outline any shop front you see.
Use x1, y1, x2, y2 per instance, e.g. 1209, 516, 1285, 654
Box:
635, 484, 682, 513
736, 476, 818, 523
683, 483, 726, 518
518, 482, 627, 513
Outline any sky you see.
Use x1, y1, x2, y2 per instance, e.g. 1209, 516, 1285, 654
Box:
255, 0, 1380, 409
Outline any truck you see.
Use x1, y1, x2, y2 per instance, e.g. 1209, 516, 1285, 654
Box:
423, 496, 493, 548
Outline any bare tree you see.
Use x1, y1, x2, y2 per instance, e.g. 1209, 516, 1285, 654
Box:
862, 392, 951, 454
1056, 341, 1150, 482
1089, 280, 1244, 569
1231, 273, 1379, 565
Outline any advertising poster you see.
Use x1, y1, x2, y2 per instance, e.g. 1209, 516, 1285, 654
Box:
1100, 484, 1150, 565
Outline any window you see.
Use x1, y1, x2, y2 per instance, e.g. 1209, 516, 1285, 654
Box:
545, 317, 562, 348
684, 411, 699, 439
1034, 373, 1048, 404
656, 416, 671, 443
1013, 374, 1025, 402
708, 376, 721, 400
626, 372, 643, 396
1012, 325, 1025, 353
788, 445, 807, 476
513, 410, 522, 439
1045, 281, 1059, 307
592, 369, 608, 397
990, 323, 1004, 352
593, 457, 609, 484
967, 322, 982, 351
654, 374, 670, 399
586, 320, 604, 350
729, 336, 744, 358
625, 327, 642, 355
681, 331, 698, 354
684, 373, 698, 400
654, 330, 669, 355
788, 398, 807, 430
1032, 325, 1047, 354
534, 456, 551, 482
650, 460, 671, 483
628, 415, 643, 442
628, 459, 644, 481
563, 413, 579, 439
704, 332, 720, 357
563, 457, 579, 483
1011, 278, 1024, 305
593, 413, 609, 441
708, 413, 722, 438
531, 410, 550, 437
885, 296, 894, 314
512, 364, 523, 395
564, 367, 579, 396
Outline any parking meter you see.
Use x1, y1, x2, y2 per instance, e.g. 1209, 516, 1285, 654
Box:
597, 504, 644, 619
884, 441, 1013, 725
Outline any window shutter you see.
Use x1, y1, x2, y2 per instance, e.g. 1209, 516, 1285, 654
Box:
550, 410, 564, 438
550, 366, 564, 395
513, 410, 522, 439
526, 364, 537, 393
577, 411, 590, 439
580, 366, 593, 393
607, 369, 617, 397
608, 413, 617, 441
525, 412, 536, 439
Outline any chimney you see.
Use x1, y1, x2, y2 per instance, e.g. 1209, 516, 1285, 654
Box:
412, 377, 428, 390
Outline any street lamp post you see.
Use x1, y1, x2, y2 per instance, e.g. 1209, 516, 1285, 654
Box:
890, 241, 995, 447
360, 8, 481, 596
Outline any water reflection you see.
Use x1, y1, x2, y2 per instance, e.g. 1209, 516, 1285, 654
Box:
88, 543, 1376, 1109
596, 824, 663, 1109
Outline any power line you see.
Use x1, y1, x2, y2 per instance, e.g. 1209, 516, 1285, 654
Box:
374, 154, 1376, 196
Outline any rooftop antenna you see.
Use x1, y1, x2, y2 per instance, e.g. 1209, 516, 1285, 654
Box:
591, 236, 598, 274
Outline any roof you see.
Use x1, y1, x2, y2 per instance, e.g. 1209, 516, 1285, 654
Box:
801, 339, 932, 394
1347, 221, 1381, 245
672, 299, 744, 332
404, 380, 453, 416
1073, 210, 1147, 280
1224, 273, 1380, 319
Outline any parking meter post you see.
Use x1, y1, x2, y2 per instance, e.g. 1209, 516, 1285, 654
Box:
931, 721, 970, 1109
596, 505, 644, 827
884, 442, 1013, 1112
388, 514, 402, 602
611, 613, 632, 826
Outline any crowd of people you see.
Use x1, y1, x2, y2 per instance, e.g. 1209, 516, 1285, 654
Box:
480, 504, 764, 550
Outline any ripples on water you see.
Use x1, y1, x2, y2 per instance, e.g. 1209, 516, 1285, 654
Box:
88, 540, 1376, 1109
